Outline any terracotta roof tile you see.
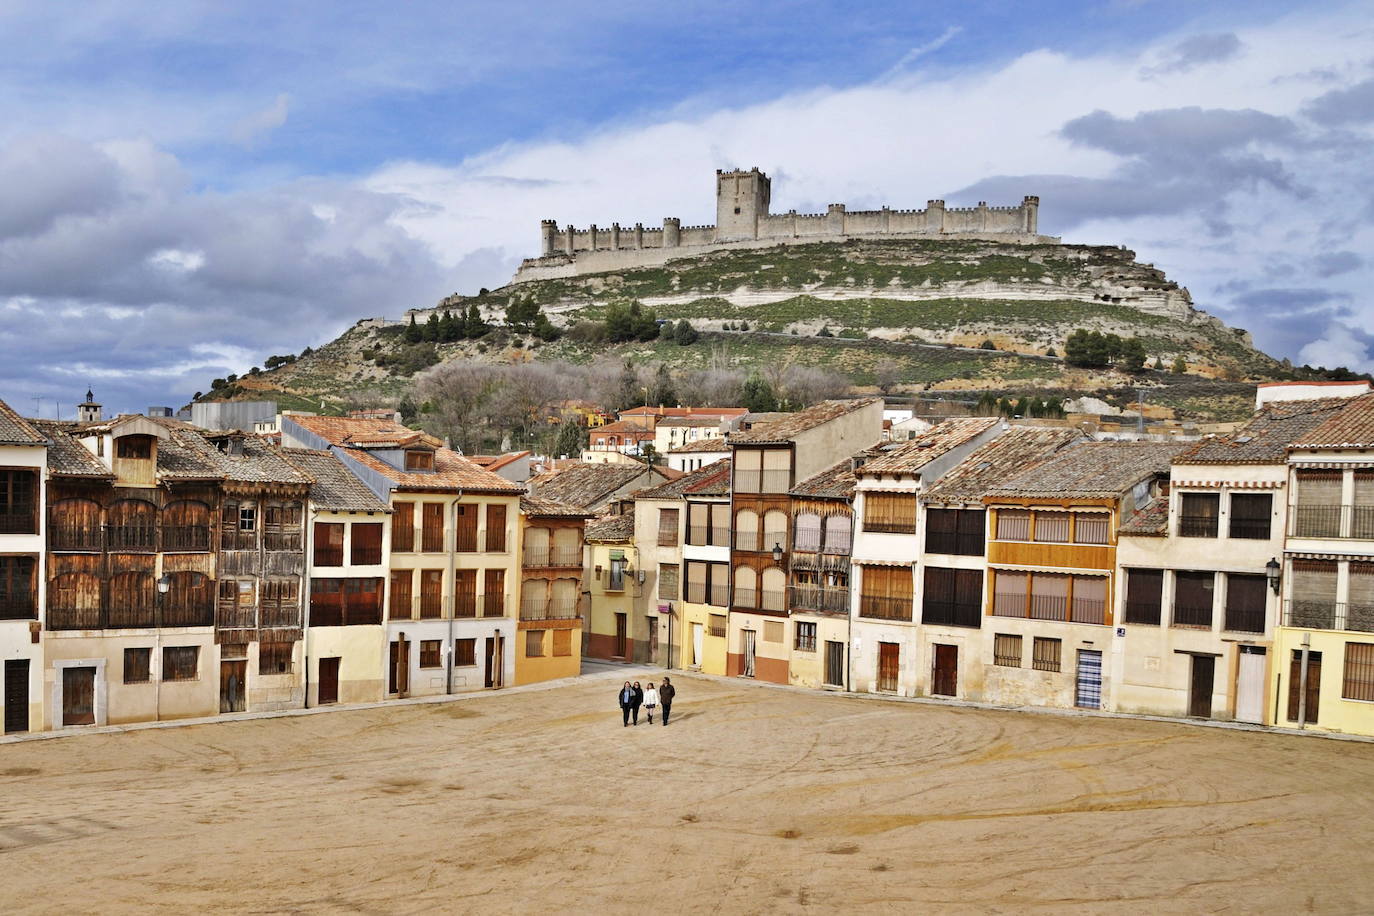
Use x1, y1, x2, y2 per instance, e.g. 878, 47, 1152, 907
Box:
859, 418, 1000, 476
0, 400, 46, 446
669, 436, 729, 454
31, 420, 112, 478
987, 440, 1183, 500
789, 448, 886, 500
1177, 397, 1354, 464
727, 398, 880, 445
281, 448, 390, 513
585, 513, 635, 541
922, 428, 1083, 504
520, 495, 596, 519
1289, 393, 1374, 450
635, 459, 732, 499
529, 462, 663, 508
1118, 496, 1170, 536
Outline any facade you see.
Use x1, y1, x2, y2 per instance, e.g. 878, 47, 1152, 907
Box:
726, 399, 885, 682
584, 420, 656, 462
848, 418, 1003, 695
283, 415, 524, 697
516, 496, 591, 684
668, 437, 729, 473
583, 513, 642, 661
0, 402, 47, 735
654, 418, 727, 457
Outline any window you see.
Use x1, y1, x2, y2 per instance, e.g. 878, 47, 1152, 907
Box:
708, 614, 727, 637
115, 436, 152, 459
823, 515, 852, 555
264, 504, 302, 551
313, 522, 344, 566
993, 571, 1107, 624
553, 629, 573, 656
237, 580, 256, 606
1032, 637, 1062, 672
123, 647, 151, 684
0, 555, 36, 619
454, 503, 478, 552
1293, 470, 1341, 537
162, 646, 199, 681
485, 504, 507, 552
484, 569, 505, 617
1289, 560, 1339, 628
0, 469, 36, 533
1342, 643, 1374, 701
1124, 569, 1164, 625
762, 511, 788, 555
993, 634, 1022, 667
864, 494, 917, 534
922, 567, 983, 628
419, 569, 444, 618
685, 561, 729, 606
1179, 493, 1220, 537
734, 509, 760, 552
454, 638, 477, 667
659, 563, 680, 601
1033, 512, 1070, 543
260, 579, 301, 628
419, 639, 442, 668
421, 503, 445, 552
1223, 574, 1267, 633
794, 514, 822, 552
405, 449, 434, 471
795, 621, 817, 652
259, 642, 294, 675
239, 507, 257, 532
925, 508, 985, 556
858, 565, 913, 620
995, 509, 1030, 541
764, 620, 784, 643
391, 501, 415, 552
1172, 571, 1215, 628
658, 508, 679, 547
350, 523, 383, 565
734, 449, 761, 493
311, 577, 384, 627
526, 630, 545, 657
454, 569, 477, 618
733, 565, 757, 609
1229, 493, 1272, 540
1074, 514, 1109, 545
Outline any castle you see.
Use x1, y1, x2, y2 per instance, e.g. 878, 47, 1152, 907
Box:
511, 167, 1055, 282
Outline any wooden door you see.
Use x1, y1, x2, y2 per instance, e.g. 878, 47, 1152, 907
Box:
932, 644, 958, 697
1188, 655, 1215, 718
1075, 650, 1103, 709
390, 638, 410, 696
4, 659, 29, 733
825, 640, 844, 687
742, 629, 757, 678
62, 666, 96, 726
219, 660, 246, 713
318, 657, 340, 705
648, 617, 660, 663
877, 642, 899, 692
1287, 649, 1322, 722
1235, 646, 1266, 724
483, 636, 504, 689
691, 623, 704, 667
614, 613, 628, 658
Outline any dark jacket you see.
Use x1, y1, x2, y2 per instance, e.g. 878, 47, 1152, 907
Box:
631, 686, 644, 708
619, 686, 636, 708
659, 683, 676, 703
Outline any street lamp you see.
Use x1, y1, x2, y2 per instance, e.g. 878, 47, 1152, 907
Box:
1265, 557, 1281, 595
771, 542, 783, 564
157, 573, 171, 594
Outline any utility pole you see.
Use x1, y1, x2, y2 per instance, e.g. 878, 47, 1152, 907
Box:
1136, 389, 1145, 438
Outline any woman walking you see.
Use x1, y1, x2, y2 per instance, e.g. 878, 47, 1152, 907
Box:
631, 681, 644, 725
643, 682, 660, 724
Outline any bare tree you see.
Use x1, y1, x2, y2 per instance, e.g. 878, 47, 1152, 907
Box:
874, 359, 901, 395
780, 365, 849, 408
415, 360, 499, 454
682, 367, 745, 406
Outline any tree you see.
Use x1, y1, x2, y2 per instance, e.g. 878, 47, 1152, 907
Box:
551, 420, 586, 459
1172, 355, 1187, 374
615, 359, 641, 410
533, 312, 561, 341
464, 302, 489, 338
976, 392, 998, 416
979, 340, 997, 350
1119, 337, 1147, 372
437, 310, 458, 342
875, 359, 901, 395
647, 363, 677, 407
505, 297, 540, 332
415, 361, 498, 454
741, 372, 777, 412
817, 326, 833, 338
739, 320, 750, 332
424, 312, 441, 342
1045, 347, 1057, 358
673, 320, 699, 346
403, 314, 422, 343
1153, 356, 1165, 370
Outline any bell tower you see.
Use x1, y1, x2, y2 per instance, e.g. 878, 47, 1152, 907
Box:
78, 389, 103, 424
715, 167, 771, 242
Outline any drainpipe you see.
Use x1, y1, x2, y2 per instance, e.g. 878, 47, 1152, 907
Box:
1297, 632, 1312, 729
302, 508, 312, 709
447, 489, 463, 696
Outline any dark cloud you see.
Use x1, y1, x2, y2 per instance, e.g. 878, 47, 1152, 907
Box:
1302, 78, 1374, 126
1223, 287, 1354, 358
1142, 32, 1243, 76
0, 134, 124, 238
1312, 250, 1364, 278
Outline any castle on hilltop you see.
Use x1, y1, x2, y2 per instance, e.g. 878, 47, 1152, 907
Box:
511, 167, 1056, 282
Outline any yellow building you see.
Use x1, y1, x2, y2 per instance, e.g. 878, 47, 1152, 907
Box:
584, 514, 641, 661
515, 496, 591, 685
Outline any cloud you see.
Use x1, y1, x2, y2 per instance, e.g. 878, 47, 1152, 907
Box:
1302, 78, 1374, 126
880, 26, 963, 81
1312, 250, 1364, 277
231, 93, 290, 148
1141, 32, 1244, 77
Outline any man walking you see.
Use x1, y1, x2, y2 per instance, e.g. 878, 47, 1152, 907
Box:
618, 681, 635, 727
659, 677, 675, 726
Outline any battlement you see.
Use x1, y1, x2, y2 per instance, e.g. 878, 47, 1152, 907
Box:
519, 168, 1054, 282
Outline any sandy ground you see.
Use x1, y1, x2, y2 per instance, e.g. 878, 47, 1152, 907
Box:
2, 668, 1373, 914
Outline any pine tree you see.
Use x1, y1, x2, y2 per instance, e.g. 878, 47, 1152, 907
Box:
424, 312, 440, 342
403, 314, 422, 343
741, 372, 777, 412
648, 363, 677, 407
1172, 355, 1187, 375
465, 302, 488, 338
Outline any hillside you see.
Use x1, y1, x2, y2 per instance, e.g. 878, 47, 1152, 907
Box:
209, 238, 1283, 422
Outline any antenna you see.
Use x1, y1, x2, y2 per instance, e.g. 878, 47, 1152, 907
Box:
1136, 389, 1145, 437
31, 397, 41, 418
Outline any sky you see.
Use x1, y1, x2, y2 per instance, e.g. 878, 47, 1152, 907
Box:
1, 0, 1372, 416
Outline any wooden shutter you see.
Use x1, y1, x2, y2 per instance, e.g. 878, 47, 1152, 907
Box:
391, 501, 415, 552
389, 569, 412, 619
485, 504, 506, 552
422, 503, 445, 552
658, 508, 679, 547
454, 503, 477, 552
1124, 568, 1163, 625
350, 523, 383, 565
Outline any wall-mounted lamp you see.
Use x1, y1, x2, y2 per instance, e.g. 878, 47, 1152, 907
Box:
1265, 557, 1281, 595
771, 542, 783, 564
157, 573, 171, 594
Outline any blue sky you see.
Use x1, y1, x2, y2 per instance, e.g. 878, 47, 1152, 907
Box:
0, 0, 1370, 414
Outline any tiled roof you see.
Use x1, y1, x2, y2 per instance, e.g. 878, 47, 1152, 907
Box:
281, 448, 390, 513
592, 419, 655, 436
0, 400, 45, 446
529, 462, 659, 508
669, 437, 729, 454
1118, 496, 1170, 536
727, 398, 880, 445
471, 451, 529, 472
922, 428, 1082, 504
635, 459, 732, 499
585, 512, 635, 541
789, 448, 885, 500
1289, 393, 1374, 450
859, 417, 1000, 476
520, 495, 596, 519
31, 420, 112, 478
289, 415, 520, 494
1176, 397, 1353, 464
987, 441, 1183, 500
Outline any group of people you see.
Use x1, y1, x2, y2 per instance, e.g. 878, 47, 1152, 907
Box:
618, 677, 674, 726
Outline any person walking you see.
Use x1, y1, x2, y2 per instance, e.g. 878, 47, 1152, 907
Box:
618, 681, 636, 727
643, 682, 660, 724
631, 681, 644, 725
659, 677, 675, 726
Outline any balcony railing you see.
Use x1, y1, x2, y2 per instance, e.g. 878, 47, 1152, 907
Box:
50, 599, 216, 630
483, 529, 507, 553
0, 511, 35, 535
1290, 505, 1374, 540
858, 595, 912, 621
163, 525, 212, 552
482, 593, 505, 618
49, 524, 101, 551
924, 531, 984, 556
520, 599, 580, 620
994, 595, 1107, 625
107, 524, 157, 552
761, 589, 785, 612
1284, 600, 1374, 633
1171, 603, 1213, 628
1223, 604, 1266, 633
921, 599, 981, 628
454, 594, 478, 618
523, 546, 582, 568
733, 470, 791, 494
1178, 515, 1219, 538
687, 526, 730, 547
734, 587, 757, 609
0, 594, 36, 620
216, 603, 257, 629
789, 585, 849, 614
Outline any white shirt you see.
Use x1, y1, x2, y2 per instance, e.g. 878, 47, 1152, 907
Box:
643, 687, 659, 706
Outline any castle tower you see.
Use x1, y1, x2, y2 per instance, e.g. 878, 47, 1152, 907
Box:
1022, 196, 1039, 234
540, 220, 558, 257
78, 389, 102, 424
715, 167, 771, 242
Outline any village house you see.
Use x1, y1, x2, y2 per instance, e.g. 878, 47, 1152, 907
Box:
667, 437, 729, 473
281, 448, 391, 706
979, 441, 1180, 710
726, 399, 884, 682
282, 415, 523, 696
0, 400, 47, 735
516, 496, 592, 684
583, 512, 641, 660
847, 418, 1002, 695
583, 419, 657, 464
528, 461, 676, 514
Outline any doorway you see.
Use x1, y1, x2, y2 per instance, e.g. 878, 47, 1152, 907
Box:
614, 613, 628, 658
4, 659, 29, 733
318, 657, 341, 705
1287, 649, 1322, 723
220, 660, 246, 713
1075, 650, 1103, 709
647, 617, 660, 664
484, 635, 504, 689
824, 640, 845, 688
877, 642, 899, 692
742, 629, 757, 678
1188, 655, 1215, 718
62, 666, 96, 726
931, 644, 958, 697
390, 637, 410, 696
691, 622, 704, 668
1235, 646, 1266, 724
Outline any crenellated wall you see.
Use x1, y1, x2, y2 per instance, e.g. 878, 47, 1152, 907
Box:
519, 168, 1050, 282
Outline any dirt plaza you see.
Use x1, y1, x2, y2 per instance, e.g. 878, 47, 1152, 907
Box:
1, 668, 1372, 914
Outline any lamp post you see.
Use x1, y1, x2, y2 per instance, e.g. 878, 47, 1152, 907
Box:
1265, 557, 1281, 595
771, 542, 783, 564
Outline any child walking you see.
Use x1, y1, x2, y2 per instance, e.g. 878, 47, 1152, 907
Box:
643, 682, 660, 724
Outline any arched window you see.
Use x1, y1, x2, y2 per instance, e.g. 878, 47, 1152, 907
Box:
763, 510, 788, 554
49, 498, 102, 550
823, 515, 852, 554
523, 526, 550, 566
109, 571, 154, 628
733, 566, 758, 609
165, 571, 212, 627
163, 500, 211, 551
794, 513, 822, 552
735, 510, 759, 552
49, 571, 101, 629
107, 499, 157, 550
761, 567, 786, 611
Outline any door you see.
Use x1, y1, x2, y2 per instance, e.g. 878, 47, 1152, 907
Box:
691, 623, 704, 667
932, 644, 958, 697
824, 640, 844, 688
1188, 655, 1215, 718
647, 618, 660, 664
4, 660, 29, 733
1075, 650, 1103, 709
1235, 646, 1266, 724
220, 660, 246, 713
390, 638, 410, 696
742, 629, 757, 678
1287, 649, 1322, 723
318, 657, 341, 705
877, 642, 899, 692
614, 613, 628, 658
62, 666, 96, 726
